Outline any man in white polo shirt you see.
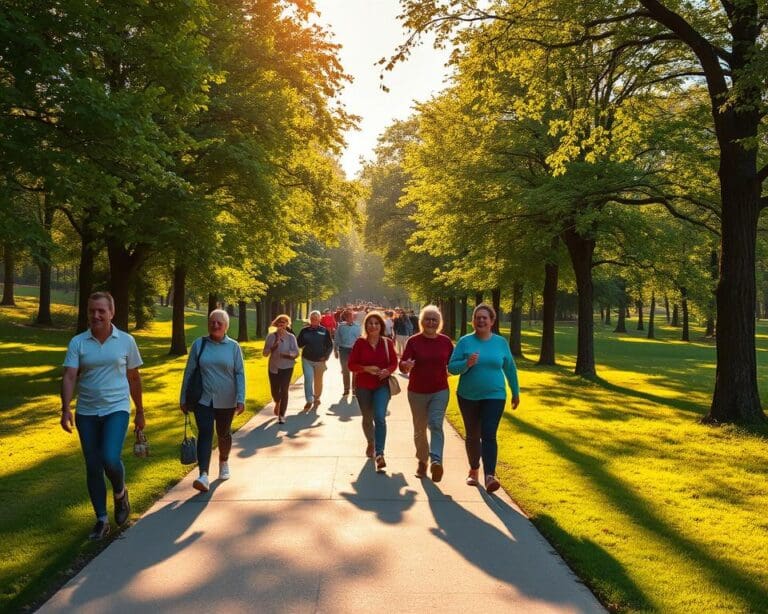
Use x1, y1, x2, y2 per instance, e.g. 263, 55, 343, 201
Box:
60, 291, 145, 540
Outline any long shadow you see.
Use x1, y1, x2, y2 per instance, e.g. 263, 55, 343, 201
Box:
325, 395, 359, 422
508, 415, 768, 611
234, 409, 324, 460
338, 461, 416, 524
421, 480, 604, 611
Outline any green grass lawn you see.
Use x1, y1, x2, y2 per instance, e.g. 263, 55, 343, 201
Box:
0, 290, 274, 612
443, 319, 768, 613
2, 290, 768, 612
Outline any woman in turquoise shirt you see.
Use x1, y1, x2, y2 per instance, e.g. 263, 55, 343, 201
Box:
448, 303, 520, 493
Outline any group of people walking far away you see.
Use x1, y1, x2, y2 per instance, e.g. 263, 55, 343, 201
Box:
60, 293, 520, 540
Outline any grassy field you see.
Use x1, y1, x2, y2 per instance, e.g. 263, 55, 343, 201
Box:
2, 289, 768, 612
0, 288, 274, 612
443, 319, 768, 613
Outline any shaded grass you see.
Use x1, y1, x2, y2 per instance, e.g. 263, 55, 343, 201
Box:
446, 319, 768, 613
0, 295, 274, 612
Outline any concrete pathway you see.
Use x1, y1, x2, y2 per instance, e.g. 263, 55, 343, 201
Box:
40, 355, 604, 613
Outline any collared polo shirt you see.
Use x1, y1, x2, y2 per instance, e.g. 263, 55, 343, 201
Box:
62, 326, 143, 416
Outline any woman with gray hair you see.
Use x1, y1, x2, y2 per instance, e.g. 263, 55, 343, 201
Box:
180, 309, 246, 492
399, 305, 454, 481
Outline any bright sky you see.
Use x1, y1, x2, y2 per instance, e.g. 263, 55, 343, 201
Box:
313, 0, 451, 178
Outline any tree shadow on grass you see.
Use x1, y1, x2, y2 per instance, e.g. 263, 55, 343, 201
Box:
508, 415, 768, 612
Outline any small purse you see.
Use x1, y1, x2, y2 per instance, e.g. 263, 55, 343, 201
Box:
133, 428, 149, 458
180, 414, 198, 465
383, 338, 401, 396
185, 338, 208, 408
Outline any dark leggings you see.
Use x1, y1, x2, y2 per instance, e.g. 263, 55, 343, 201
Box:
268, 367, 294, 417
457, 396, 506, 476
193, 404, 235, 473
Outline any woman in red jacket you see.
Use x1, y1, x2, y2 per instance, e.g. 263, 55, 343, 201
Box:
348, 311, 398, 472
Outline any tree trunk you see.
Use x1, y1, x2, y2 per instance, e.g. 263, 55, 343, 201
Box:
1, 242, 16, 306
460, 294, 468, 336
636, 299, 644, 331
647, 292, 656, 340
604, 303, 611, 325
561, 226, 596, 377
169, 263, 188, 356
34, 196, 55, 324
474, 291, 483, 308
704, 250, 718, 337
671, 304, 680, 327
106, 239, 147, 331
681, 286, 690, 342
208, 293, 217, 315
491, 287, 501, 334
509, 282, 524, 358
538, 257, 558, 365
664, 294, 670, 323
446, 296, 457, 339
237, 300, 248, 341
614, 279, 627, 333
256, 301, 264, 337
76, 227, 97, 332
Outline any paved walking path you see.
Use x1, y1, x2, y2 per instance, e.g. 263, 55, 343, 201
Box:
41, 355, 603, 613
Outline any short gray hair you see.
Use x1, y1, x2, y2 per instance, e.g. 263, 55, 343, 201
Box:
309, 310, 321, 319
419, 304, 443, 333
209, 308, 230, 329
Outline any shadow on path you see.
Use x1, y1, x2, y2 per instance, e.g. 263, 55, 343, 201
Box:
339, 461, 416, 524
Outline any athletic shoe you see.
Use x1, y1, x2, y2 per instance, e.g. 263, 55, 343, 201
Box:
89, 519, 110, 540
193, 473, 210, 492
375, 455, 387, 472
114, 488, 131, 526
219, 462, 230, 480
415, 461, 427, 478
485, 474, 500, 493
278, 417, 285, 424
430, 462, 444, 483
365, 442, 374, 458
466, 469, 479, 486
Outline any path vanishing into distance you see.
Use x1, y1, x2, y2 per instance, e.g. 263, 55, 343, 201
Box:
40, 355, 603, 613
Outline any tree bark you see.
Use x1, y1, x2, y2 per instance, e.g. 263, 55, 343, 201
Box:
1, 242, 16, 306
614, 279, 627, 333
664, 294, 670, 323
681, 286, 690, 342
237, 300, 248, 341
446, 296, 457, 339
509, 281, 524, 358
538, 258, 558, 365
76, 227, 98, 333
604, 303, 611, 325
34, 196, 55, 324
208, 293, 218, 315
636, 299, 644, 331
561, 226, 596, 377
106, 239, 147, 331
671, 304, 679, 327
647, 292, 656, 340
169, 263, 188, 356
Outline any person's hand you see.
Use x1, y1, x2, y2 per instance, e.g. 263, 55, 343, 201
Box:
180, 403, 189, 414
467, 352, 479, 368
365, 365, 381, 375
378, 368, 390, 380
400, 358, 415, 374
511, 395, 520, 410
134, 410, 146, 430
235, 402, 245, 415
60, 408, 74, 433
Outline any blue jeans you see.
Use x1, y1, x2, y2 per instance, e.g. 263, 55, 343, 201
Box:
407, 389, 448, 463
356, 384, 390, 456
193, 403, 235, 474
302, 358, 327, 403
75, 411, 129, 519
457, 396, 506, 476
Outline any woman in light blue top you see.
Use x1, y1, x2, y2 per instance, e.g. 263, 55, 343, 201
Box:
448, 303, 520, 493
263, 314, 299, 424
180, 309, 246, 492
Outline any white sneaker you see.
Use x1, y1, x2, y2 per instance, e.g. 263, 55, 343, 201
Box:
193, 473, 210, 492
219, 462, 230, 481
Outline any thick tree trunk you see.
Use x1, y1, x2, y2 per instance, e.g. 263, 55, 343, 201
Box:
509, 282, 524, 358
106, 239, 147, 331
538, 258, 558, 365
237, 300, 248, 342
1, 242, 16, 306
671, 304, 680, 327
35, 197, 55, 325
647, 293, 656, 340
562, 226, 596, 377
169, 263, 188, 356
460, 295, 468, 336
614, 280, 627, 333
491, 287, 501, 334
681, 286, 690, 342
636, 299, 644, 331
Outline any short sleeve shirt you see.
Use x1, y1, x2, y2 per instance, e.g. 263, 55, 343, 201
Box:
62, 326, 143, 415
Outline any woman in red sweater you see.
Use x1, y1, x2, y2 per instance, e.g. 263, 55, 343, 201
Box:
348, 311, 398, 472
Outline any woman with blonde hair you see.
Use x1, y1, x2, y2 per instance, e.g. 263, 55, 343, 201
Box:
263, 314, 299, 424
348, 311, 398, 472
399, 305, 454, 481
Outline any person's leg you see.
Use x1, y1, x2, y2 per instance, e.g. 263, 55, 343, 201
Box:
268, 371, 280, 404
277, 367, 293, 417
407, 391, 429, 464
339, 347, 351, 392
100, 411, 130, 493
75, 413, 109, 519
478, 399, 506, 476
457, 395, 482, 470
214, 409, 235, 462
427, 389, 449, 464
301, 357, 315, 404
193, 403, 215, 474
355, 387, 375, 449
312, 361, 326, 405
371, 385, 390, 456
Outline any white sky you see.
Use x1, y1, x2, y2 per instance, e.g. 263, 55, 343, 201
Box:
313, 0, 451, 178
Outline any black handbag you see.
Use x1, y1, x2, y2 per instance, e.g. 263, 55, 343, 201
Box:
185, 338, 208, 408
180, 413, 198, 465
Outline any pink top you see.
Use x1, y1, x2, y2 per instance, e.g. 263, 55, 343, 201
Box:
348, 337, 398, 390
